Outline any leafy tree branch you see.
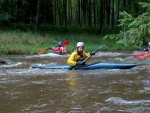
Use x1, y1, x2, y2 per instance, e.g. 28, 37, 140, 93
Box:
103, 2, 150, 48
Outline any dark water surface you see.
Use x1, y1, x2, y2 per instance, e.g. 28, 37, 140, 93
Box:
0, 51, 150, 113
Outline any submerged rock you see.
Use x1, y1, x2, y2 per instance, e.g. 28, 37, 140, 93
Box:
0, 58, 10, 65
0, 59, 7, 65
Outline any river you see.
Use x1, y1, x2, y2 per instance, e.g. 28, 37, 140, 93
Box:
0, 51, 150, 113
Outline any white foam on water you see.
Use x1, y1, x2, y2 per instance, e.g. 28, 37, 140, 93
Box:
0, 62, 22, 68
106, 97, 150, 105
24, 53, 69, 58
97, 52, 124, 57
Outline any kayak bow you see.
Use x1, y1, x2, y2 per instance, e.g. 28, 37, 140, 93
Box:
133, 53, 150, 59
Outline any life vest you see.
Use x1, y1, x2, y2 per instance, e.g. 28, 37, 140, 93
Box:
51, 46, 67, 53
67, 50, 90, 66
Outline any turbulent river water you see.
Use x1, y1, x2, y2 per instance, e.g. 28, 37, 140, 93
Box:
0, 51, 150, 113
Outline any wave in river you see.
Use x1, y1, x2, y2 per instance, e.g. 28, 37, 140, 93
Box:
106, 97, 150, 105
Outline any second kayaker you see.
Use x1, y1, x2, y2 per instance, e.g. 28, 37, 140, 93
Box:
51, 41, 67, 54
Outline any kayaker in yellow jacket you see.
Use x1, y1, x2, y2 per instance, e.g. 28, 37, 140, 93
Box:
67, 42, 95, 66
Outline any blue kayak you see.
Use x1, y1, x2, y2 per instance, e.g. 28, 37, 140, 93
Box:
31, 62, 137, 70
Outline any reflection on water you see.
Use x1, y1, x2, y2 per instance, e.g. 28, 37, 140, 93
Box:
0, 51, 150, 112
67, 74, 78, 91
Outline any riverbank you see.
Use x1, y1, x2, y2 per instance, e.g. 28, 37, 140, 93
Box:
0, 30, 138, 55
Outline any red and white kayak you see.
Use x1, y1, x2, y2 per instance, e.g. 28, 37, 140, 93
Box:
133, 53, 150, 59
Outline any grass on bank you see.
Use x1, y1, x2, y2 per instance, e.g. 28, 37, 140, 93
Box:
0, 30, 136, 55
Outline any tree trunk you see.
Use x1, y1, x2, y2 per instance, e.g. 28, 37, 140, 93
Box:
35, 0, 40, 32
78, 0, 81, 26
99, 0, 104, 33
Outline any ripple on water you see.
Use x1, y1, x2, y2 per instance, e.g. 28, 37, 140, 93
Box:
0, 77, 21, 84
106, 97, 150, 105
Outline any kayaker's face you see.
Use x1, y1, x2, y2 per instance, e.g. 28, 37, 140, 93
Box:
77, 46, 84, 53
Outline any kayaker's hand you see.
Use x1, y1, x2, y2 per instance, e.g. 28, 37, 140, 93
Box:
76, 61, 83, 65
90, 52, 95, 55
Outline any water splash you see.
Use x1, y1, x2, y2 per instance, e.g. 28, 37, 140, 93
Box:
106, 97, 150, 105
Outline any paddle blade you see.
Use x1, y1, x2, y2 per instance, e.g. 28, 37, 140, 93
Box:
63, 40, 70, 45
37, 49, 47, 54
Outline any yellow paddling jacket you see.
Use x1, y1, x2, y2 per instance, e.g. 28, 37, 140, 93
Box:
67, 50, 90, 66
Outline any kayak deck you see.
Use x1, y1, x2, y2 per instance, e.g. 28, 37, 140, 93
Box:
32, 62, 138, 70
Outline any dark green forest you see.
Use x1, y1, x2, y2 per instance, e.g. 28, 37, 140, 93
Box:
0, 0, 150, 54
0, 0, 149, 32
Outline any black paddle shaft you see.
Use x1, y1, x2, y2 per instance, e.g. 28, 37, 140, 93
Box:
70, 45, 104, 70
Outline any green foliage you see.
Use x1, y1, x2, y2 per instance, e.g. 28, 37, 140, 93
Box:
0, 13, 11, 26
0, 30, 106, 55
103, 2, 150, 48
